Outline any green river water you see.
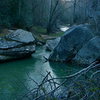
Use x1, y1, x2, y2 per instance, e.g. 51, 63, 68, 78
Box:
0, 46, 82, 100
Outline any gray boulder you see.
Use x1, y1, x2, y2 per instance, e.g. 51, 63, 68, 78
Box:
0, 45, 35, 62
0, 44, 35, 57
0, 29, 36, 62
49, 25, 93, 62
5, 29, 35, 43
45, 37, 60, 51
0, 38, 22, 49
73, 36, 100, 65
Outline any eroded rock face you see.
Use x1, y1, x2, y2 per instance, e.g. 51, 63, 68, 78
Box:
45, 37, 60, 51
49, 25, 93, 62
0, 29, 35, 62
0, 38, 22, 49
73, 36, 100, 65
0, 44, 35, 57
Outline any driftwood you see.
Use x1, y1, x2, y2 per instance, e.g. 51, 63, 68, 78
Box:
17, 61, 100, 100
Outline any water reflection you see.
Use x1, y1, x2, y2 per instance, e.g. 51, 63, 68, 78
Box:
0, 47, 81, 99
0, 47, 58, 99
0, 58, 37, 99
49, 62, 82, 77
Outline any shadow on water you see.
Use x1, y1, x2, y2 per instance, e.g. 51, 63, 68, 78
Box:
49, 62, 82, 77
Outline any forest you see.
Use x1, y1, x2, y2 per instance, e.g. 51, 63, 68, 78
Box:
0, 0, 100, 33
0, 0, 100, 100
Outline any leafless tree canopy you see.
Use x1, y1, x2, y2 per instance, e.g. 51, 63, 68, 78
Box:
0, 0, 99, 33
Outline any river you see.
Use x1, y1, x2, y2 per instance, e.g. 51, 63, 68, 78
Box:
0, 46, 82, 100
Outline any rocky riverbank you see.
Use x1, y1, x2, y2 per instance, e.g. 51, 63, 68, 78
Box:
0, 29, 35, 62
47, 25, 100, 65
0, 24, 100, 65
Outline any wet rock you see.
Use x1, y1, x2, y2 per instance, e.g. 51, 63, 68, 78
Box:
45, 37, 60, 51
49, 25, 93, 62
73, 36, 100, 65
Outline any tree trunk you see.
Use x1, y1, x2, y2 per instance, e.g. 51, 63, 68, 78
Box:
73, 0, 77, 24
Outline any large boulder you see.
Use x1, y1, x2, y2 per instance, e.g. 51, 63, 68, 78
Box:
0, 38, 22, 49
5, 29, 35, 43
73, 36, 100, 65
0, 43, 35, 57
0, 45, 35, 62
45, 37, 60, 51
0, 29, 35, 62
49, 25, 93, 62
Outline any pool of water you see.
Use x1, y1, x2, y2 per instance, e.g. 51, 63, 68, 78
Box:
0, 46, 82, 100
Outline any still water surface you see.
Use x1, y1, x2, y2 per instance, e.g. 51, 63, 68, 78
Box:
0, 46, 81, 99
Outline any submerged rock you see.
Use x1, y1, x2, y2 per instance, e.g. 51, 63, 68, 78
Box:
0, 29, 35, 62
49, 25, 93, 62
73, 36, 100, 65
45, 37, 60, 51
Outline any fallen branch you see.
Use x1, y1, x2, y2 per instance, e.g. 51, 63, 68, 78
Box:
18, 61, 100, 100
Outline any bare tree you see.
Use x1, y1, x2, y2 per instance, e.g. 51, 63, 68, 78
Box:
46, 0, 64, 33
73, 0, 77, 23
17, 61, 100, 100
